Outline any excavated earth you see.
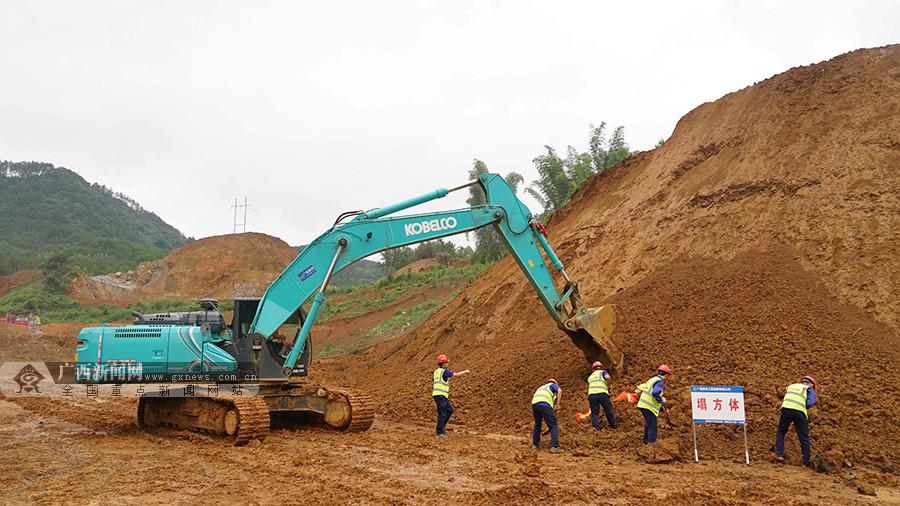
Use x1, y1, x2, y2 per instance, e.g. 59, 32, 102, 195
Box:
69, 232, 298, 303
1, 46, 899, 504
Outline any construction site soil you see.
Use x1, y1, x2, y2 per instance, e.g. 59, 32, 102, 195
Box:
69, 232, 298, 303
1, 46, 898, 504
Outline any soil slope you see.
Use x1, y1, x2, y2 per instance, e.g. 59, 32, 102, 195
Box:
322, 45, 900, 473
70, 233, 298, 302
0, 269, 38, 298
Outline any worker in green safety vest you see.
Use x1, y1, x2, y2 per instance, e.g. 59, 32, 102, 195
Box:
635, 364, 671, 444
772, 375, 817, 467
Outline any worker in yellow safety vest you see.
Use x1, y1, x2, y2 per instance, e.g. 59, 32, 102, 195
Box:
531, 379, 562, 452
772, 375, 817, 467
432, 354, 469, 437
587, 361, 618, 430
635, 364, 671, 444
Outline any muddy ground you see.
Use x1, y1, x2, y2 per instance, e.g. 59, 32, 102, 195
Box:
1, 396, 896, 505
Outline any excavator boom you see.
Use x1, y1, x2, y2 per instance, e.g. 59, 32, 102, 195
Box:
252, 173, 621, 372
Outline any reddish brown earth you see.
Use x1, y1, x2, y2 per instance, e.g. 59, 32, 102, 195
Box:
69, 232, 298, 303
1, 395, 896, 505
392, 258, 439, 275
0, 269, 39, 297
1, 46, 898, 504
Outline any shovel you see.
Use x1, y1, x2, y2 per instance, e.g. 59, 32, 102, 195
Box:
662, 408, 677, 429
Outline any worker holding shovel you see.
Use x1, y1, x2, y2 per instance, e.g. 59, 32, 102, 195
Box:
772, 375, 817, 467
636, 364, 672, 444
432, 354, 470, 437
531, 379, 562, 452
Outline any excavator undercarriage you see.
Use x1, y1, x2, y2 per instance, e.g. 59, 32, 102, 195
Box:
138, 382, 374, 444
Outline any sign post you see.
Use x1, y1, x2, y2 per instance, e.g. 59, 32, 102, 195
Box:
690, 385, 749, 465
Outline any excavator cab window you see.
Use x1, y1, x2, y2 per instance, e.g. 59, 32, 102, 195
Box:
232, 298, 261, 341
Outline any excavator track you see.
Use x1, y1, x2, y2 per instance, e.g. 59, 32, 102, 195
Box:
264, 382, 375, 432
227, 396, 271, 444
326, 387, 375, 432
138, 394, 270, 445
136, 384, 374, 443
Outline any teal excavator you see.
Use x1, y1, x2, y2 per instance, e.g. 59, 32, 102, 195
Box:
75, 173, 620, 443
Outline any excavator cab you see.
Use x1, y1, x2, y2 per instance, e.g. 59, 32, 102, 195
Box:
231, 298, 311, 381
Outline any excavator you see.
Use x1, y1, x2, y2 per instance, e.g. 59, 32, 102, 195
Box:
74, 172, 620, 443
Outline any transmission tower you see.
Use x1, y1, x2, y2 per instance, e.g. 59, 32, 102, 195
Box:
231, 197, 249, 233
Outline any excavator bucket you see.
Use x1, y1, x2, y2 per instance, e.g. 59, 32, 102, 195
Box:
577, 304, 617, 347
564, 304, 624, 373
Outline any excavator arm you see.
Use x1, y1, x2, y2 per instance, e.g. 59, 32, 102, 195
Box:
250, 173, 621, 373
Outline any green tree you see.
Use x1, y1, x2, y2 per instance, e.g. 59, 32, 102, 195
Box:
526, 146, 572, 212
525, 122, 632, 215
466, 159, 523, 263
588, 122, 609, 172
604, 126, 630, 168
414, 239, 459, 261
41, 251, 75, 294
564, 145, 594, 188
382, 246, 415, 271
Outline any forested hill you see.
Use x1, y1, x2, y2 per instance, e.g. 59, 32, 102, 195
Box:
0, 160, 189, 275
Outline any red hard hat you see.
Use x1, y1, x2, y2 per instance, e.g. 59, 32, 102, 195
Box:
657, 364, 672, 374
437, 354, 449, 364
548, 378, 558, 384
592, 361, 604, 370
802, 375, 817, 389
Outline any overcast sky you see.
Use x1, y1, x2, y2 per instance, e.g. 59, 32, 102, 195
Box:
1, 1, 897, 247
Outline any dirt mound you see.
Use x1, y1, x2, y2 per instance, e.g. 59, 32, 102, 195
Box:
551, 45, 899, 330
392, 258, 439, 276
322, 46, 900, 471
0, 269, 39, 297
325, 250, 898, 465
70, 233, 298, 302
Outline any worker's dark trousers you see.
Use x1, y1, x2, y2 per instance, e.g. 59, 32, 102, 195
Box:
774, 408, 810, 465
532, 403, 559, 448
434, 395, 454, 435
640, 407, 658, 444
588, 393, 618, 430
